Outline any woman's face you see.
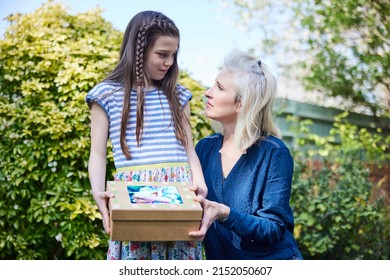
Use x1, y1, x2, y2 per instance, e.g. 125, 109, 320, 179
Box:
204, 69, 240, 124
144, 35, 179, 81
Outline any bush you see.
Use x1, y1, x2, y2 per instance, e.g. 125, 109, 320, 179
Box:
0, 2, 123, 259
179, 71, 212, 144
290, 113, 390, 259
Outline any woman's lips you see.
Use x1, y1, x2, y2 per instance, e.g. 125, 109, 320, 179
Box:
206, 101, 213, 108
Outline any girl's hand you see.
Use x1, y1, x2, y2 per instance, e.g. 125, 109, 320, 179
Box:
92, 191, 115, 234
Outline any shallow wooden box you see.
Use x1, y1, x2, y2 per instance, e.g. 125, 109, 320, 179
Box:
107, 181, 202, 241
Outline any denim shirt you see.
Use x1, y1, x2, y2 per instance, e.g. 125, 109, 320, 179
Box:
195, 133, 303, 260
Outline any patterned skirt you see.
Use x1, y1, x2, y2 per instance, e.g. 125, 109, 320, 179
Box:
106, 162, 203, 260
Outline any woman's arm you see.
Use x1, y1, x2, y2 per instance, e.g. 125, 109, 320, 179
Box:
219, 146, 294, 244
182, 103, 208, 197
88, 103, 114, 234
191, 146, 294, 244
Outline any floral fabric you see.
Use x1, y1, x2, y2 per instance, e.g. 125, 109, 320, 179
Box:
107, 163, 203, 260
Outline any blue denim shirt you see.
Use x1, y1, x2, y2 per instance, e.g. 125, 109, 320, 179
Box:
195, 133, 303, 260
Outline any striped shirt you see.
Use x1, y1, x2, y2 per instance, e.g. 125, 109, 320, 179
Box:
86, 82, 192, 169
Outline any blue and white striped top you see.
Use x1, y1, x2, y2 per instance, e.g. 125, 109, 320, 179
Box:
86, 82, 192, 169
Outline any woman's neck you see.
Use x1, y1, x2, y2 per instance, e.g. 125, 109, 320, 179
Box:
219, 127, 246, 178
220, 124, 245, 154
221, 123, 236, 142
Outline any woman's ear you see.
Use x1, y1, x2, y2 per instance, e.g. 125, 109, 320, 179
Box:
235, 100, 242, 113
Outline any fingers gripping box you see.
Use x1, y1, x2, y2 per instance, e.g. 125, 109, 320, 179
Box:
107, 181, 203, 241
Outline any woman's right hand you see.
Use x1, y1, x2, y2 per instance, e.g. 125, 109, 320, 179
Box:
189, 195, 230, 241
92, 191, 115, 234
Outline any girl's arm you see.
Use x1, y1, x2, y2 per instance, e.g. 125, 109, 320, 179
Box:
182, 103, 208, 197
88, 103, 114, 234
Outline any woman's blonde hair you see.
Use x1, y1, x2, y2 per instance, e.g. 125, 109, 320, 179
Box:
215, 50, 281, 150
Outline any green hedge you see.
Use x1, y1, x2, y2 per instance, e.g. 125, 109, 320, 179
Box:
290, 114, 390, 259
0, 2, 123, 259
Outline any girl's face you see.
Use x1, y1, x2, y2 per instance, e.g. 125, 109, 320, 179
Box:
144, 35, 179, 82
204, 69, 240, 124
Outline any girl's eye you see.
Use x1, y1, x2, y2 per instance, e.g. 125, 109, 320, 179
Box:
217, 84, 223, 90
158, 53, 167, 58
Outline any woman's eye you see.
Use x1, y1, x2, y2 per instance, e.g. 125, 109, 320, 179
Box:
217, 84, 223, 90
158, 53, 167, 58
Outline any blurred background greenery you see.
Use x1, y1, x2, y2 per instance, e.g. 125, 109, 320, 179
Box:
0, 1, 389, 259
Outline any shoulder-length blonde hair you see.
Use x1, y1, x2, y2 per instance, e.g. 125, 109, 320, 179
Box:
214, 50, 281, 150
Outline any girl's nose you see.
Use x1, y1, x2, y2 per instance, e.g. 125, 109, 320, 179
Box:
164, 56, 174, 66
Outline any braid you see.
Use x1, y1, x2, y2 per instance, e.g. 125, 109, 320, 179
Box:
115, 11, 183, 158
135, 22, 147, 86
134, 15, 176, 146
135, 15, 176, 86
134, 17, 158, 145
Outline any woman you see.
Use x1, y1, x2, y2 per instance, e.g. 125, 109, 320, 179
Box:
189, 50, 302, 260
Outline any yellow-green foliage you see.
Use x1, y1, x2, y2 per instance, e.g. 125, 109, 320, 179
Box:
289, 114, 390, 259
0, 2, 212, 259
179, 71, 212, 144
0, 2, 122, 259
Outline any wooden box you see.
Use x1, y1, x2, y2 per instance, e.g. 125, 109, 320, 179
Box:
107, 181, 202, 241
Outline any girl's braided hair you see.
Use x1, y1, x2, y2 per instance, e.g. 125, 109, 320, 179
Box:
104, 11, 186, 159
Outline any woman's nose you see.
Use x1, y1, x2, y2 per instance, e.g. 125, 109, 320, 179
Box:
204, 87, 212, 98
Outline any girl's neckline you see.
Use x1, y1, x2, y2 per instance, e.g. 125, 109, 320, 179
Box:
131, 87, 158, 92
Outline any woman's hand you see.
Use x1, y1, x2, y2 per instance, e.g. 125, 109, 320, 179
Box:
189, 184, 208, 198
92, 190, 115, 234
189, 195, 230, 241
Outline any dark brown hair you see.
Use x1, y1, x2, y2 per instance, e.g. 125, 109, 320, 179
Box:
104, 11, 186, 159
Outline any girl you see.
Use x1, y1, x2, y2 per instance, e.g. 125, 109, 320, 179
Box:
86, 10, 207, 260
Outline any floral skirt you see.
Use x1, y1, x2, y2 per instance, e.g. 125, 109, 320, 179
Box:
107, 162, 203, 260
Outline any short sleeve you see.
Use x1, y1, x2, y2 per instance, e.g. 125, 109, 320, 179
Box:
85, 82, 121, 119
176, 84, 192, 108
